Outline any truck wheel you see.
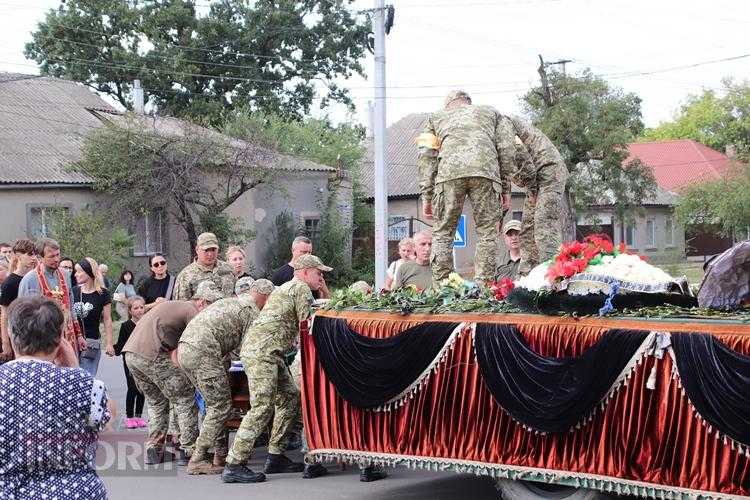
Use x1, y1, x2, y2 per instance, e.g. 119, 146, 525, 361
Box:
496, 479, 614, 499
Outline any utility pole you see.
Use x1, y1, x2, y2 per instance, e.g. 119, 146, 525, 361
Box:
373, 0, 388, 290
133, 79, 144, 114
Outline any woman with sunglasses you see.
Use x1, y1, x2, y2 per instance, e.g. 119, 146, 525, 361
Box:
137, 253, 176, 312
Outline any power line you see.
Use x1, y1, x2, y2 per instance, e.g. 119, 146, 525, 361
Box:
25, 33, 537, 89
4, 7, 366, 64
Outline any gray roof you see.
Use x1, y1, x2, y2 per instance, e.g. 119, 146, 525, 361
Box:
0, 73, 118, 185
95, 113, 335, 173
361, 113, 429, 198
0, 72, 333, 186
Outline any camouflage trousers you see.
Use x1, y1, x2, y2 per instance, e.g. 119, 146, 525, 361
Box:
225, 352, 301, 465
177, 343, 231, 460
431, 177, 502, 283
519, 162, 568, 274
125, 351, 198, 453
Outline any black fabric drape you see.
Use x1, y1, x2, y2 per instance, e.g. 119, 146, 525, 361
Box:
671, 332, 750, 446
474, 324, 650, 433
312, 317, 460, 409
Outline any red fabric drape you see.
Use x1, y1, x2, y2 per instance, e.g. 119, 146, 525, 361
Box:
301, 312, 750, 496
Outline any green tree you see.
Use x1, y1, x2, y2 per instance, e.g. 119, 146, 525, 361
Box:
642, 78, 750, 159
48, 209, 133, 277
71, 115, 271, 255
522, 68, 657, 238
675, 161, 750, 240
25, 0, 370, 122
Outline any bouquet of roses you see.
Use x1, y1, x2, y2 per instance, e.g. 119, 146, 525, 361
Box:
546, 234, 630, 284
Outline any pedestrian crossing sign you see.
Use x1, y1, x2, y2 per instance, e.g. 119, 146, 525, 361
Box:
454, 214, 467, 248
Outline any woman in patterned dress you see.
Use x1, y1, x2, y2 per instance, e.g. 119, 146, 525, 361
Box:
0, 296, 111, 500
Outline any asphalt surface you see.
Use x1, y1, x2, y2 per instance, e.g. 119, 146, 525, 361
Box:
96, 353, 502, 500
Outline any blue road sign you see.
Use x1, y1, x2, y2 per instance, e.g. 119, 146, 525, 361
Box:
454, 214, 467, 248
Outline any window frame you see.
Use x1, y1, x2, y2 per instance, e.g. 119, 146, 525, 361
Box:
625, 222, 636, 247
646, 217, 657, 249
25, 203, 72, 239
133, 209, 167, 257
665, 216, 675, 247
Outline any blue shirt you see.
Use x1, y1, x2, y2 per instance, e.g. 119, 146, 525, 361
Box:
17, 267, 76, 317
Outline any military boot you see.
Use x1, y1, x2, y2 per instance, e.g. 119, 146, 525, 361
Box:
360, 465, 388, 482
144, 446, 163, 465
263, 453, 305, 474
222, 464, 266, 483
302, 463, 328, 479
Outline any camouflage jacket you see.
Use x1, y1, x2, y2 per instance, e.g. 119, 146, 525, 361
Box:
508, 115, 566, 188
179, 295, 260, 357
418, 105, 515, 204
239, 278, 313, 360
173, 260, 235, 301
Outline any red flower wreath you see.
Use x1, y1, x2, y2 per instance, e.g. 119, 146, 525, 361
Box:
546, 234, 627, 283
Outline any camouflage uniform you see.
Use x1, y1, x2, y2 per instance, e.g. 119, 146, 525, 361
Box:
419, 100, 515, 282
125, 351, 198, 453
225, 278, 314, 465
177, 295, 261, 460
174, 260, 236, 301
507, 116, 569, 274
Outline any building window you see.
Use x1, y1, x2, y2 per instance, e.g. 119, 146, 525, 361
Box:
388, 215, 409, 241
625, 223, 636, 247
665, 217, 674, 246
646, 218, 656, 248
511, 211, 523, 221
304, 217, 321, 241
27, 205, 70, 238
134, 209, 166, 256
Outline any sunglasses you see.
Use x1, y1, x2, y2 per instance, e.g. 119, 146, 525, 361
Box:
152, 261, 167, 267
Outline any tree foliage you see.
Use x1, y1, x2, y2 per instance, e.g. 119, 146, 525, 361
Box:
223, 110, 365, 169
25, 0, 370, 121
71, 115, 272, 254
675, 162, 750, 240
522, 69, 657, 225
642, 78, 750, 159
48, 209, 133, 277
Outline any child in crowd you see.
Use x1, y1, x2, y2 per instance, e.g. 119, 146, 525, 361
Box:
114, 296, 147, 429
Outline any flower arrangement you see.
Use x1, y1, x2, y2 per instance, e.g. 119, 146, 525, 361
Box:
545, 234, 644, 284
487, 277, 515, 301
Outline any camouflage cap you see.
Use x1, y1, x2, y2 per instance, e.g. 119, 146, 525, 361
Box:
293, 254, 333, 272
444, 89, 472, 109
502, 220, 522, 234
196, 232, 219, 250
234, 276, 255, 295
349, 280, 372, 294
193, 280, 224, 302
249, 278, 275, 295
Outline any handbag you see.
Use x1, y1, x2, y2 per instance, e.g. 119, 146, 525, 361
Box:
80, 338, 101, 360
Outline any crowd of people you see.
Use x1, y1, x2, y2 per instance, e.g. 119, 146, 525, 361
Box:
0, 231, 389, 498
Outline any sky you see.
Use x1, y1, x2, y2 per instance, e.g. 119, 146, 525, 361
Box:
1, 0, 748, 129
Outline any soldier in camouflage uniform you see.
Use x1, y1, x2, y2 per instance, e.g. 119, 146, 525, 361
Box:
222, 255, 332, 484
177, 279, 275, 475
122, 281, 224, 466
174, 232, 236, 301
418, 90, 515, 284
506, 116, 569, 274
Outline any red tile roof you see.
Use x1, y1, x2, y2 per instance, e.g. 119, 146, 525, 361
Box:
626, 139, 732, 191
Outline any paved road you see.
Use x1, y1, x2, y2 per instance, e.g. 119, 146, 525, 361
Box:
96, 354, 501, 500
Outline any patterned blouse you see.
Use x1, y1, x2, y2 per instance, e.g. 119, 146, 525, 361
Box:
0, 359, 110, 499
